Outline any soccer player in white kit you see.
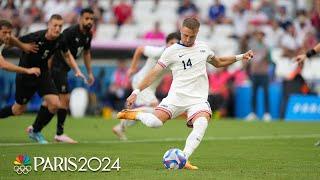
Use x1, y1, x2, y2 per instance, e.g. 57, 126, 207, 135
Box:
112, 32, 180, 140
117, 17, 253, 170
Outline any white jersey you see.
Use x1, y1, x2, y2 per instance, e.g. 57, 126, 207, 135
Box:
132, 45, 166, 91
157, 41, 214, 106
0, 43, 5, 55
132, 45, 167, 106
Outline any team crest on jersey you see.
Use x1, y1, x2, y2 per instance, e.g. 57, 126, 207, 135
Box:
200, 49, 206, 53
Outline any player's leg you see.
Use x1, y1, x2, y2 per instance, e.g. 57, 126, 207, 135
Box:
28, 74, 59, 144
113, 105, 153, 140
183, 102, 212, 170
0, 103, 27, 118
54, 93, 77, 143
0, 75, 34, 118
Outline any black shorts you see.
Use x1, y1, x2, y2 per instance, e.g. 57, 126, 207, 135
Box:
51, 68, 69, 94
15, 71, 58, 105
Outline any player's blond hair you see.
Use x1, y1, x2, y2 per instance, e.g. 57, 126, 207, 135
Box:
182, 17, 200, 30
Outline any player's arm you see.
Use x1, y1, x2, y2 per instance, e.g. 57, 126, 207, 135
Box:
208, 50, 253, 67
7, 36, 39, 53
296, 43, 320, 63
126, 64, 164, 108
127, 46, 144, 77
0, 55, 40, 76
62, 50, 87, 83
83, 49, 94, 85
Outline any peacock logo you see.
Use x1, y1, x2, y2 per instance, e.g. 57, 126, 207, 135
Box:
13, 154, 32, 175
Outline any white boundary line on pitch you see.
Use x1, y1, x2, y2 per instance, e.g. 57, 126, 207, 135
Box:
0, 134, 320, 147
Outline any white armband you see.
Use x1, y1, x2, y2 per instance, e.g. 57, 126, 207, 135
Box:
132, 89, 140, 95
235, 54, 244, 61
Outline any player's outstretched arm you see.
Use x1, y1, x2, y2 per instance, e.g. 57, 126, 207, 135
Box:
0, 55, 40, 76
126, 64, 163, 108
8, 36, 39, 53
127, 46, 144, 77
63, 50, 87, 83
296, 43, 320, 63
83, 50, 94, 85
208, 50, 253, 68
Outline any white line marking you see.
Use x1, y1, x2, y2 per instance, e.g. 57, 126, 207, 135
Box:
0, 134, 320, 147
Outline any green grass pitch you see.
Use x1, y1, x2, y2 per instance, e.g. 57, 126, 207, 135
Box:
0, 115, 320, 179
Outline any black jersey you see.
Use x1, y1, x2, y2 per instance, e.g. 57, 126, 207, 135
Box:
18, 30, 68, 72
52, 24, 92, 72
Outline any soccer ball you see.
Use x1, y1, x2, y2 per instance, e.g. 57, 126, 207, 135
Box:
162, 148, 187, 169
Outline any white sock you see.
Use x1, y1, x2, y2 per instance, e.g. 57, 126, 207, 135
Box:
183, 117, 208, 160
120, 120, 136, 129
136, 112, 163, 128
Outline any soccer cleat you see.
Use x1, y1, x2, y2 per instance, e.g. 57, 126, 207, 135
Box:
29, 131, 48, 144
54, 134, 78, 144
112, 124, 127, 141
184, 161, 198, 170
314, 140, 320, 146
116, 109, 138, 120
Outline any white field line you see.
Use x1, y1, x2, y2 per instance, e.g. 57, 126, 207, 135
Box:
0, 134, 320, 147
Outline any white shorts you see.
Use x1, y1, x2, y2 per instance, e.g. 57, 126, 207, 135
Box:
155, 101, 212, 128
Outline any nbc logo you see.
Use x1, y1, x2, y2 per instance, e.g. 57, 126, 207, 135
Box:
13, 154, 32, 175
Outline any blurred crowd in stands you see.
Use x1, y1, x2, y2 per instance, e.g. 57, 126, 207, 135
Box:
1, 0, 320, 119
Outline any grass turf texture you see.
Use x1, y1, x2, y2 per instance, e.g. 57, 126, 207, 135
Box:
0, 115, 319, 179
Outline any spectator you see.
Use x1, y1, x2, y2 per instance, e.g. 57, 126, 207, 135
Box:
310, 0, 320, 40
177, 0, 199, 19
143, 21, 165, 40
263, 19, 284, 49
106, 60, 131, 112
294, 9, 313, 45
280, 22, 300, 58
246, 30, 272, 121
208, 0, 226, 24
176, 0, 199, 28
112, 0, 133, 38
24, 0, 43, 23
258, 0, 276, 20
208, 67, 232, 117
276, 6, 292, 29
232, 4, 250, 38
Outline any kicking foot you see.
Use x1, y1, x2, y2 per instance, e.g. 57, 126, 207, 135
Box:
112, 125, 127, 141
29, 131, 48, 144
116, 109, 138, 120
184, 161, 198, 170
54, 134, 78, 144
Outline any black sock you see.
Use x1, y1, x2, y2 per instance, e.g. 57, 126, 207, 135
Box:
33, 105, 54, 133
0, 105, 13, 118
57, 108, 67, 135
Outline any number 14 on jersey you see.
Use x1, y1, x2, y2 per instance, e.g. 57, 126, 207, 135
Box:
182, 59, 192, 70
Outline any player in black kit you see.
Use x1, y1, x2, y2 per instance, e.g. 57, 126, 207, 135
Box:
26, 8, 95, 143
0, 14, 86, 144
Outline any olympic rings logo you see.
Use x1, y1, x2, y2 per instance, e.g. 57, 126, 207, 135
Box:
13, 165, 32, 175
